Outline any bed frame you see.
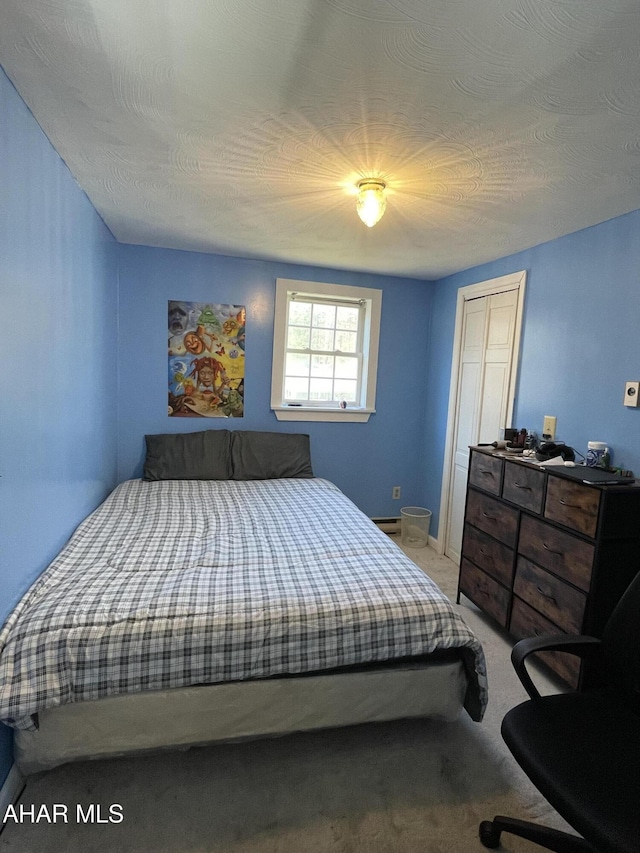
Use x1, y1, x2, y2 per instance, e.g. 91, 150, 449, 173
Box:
16, 656, 466, 773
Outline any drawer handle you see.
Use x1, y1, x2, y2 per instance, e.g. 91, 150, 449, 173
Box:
513, 482, 531, 490
536, 584, 558, 605
542, 542, 564, 557
559, 498, 581, 509
478, 469, 495, 476
482, 511, 497, 520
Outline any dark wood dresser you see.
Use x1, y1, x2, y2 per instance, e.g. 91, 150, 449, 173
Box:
457, 447, 640, 687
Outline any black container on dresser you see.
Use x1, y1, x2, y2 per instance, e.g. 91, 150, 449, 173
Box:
457, 447, 640, 688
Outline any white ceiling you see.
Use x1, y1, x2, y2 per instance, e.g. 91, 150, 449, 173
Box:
2, 1, 640, 279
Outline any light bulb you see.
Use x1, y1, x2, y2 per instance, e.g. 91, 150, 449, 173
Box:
356, 179, 387, 228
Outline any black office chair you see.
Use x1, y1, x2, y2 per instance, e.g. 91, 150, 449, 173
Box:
479, 571, 640, 853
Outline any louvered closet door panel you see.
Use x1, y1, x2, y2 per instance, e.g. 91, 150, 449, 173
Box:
477, 290, 518, 443
447, 299, 487, 564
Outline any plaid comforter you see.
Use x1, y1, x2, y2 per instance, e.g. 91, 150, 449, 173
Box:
0, 478, 487, 730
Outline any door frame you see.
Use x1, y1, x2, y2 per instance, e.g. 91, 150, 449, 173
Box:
437, 270, 527, 555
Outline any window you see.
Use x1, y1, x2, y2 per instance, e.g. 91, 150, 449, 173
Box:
271, 279, 382, 422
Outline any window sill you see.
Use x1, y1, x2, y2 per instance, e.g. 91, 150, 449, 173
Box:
272, 406, 374, 423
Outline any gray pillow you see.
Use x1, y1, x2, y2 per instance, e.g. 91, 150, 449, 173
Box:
231, 431, 313, 479
143, 430, 232, 480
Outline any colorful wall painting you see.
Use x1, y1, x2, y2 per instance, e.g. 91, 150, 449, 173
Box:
168, 301, 245, 417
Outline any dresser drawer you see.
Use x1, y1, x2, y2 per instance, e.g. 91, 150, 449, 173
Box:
518, 515, 594, 592
465, 489, 518, 548
502, 461, 545, 513
544, 475, 600, 538
513, 556, 586, 633
469, 451, 503, 495
462, 523, 514, 586
509, 597, 580, 688
459, 558, 510, 627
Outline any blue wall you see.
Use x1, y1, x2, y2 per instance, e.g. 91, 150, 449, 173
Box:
0, 68, 119, 784
117, 246, 433, 518
424, 209, 640, 536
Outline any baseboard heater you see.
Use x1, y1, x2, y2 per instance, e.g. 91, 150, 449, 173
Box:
371, 516, 402, 535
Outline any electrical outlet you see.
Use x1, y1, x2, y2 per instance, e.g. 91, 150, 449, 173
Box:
542, 415, 556, 441
624, 381, 640, 407
392, 486, 401, 499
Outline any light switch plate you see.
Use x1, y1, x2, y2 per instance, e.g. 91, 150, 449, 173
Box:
624, 381, 640, 407
542, 415, 556, 441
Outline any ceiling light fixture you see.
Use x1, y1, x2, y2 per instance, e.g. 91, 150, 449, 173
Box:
356, 179, 387, 228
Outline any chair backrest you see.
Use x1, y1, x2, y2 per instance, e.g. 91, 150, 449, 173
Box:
597, 571, 640, 714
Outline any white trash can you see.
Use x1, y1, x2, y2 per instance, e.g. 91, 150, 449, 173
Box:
400, 507, 432, 548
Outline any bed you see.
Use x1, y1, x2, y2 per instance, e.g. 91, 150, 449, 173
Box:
0, 430, 487, 773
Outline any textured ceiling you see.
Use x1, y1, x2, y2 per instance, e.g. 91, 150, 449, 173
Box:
2, 1, 640, 278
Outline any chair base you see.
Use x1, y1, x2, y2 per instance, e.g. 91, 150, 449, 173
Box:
479, 816, 596, 853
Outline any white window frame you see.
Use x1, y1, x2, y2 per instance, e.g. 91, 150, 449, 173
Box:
271, 279, 382, 422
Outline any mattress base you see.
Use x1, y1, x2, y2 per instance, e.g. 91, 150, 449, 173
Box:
15, 657, 466, 774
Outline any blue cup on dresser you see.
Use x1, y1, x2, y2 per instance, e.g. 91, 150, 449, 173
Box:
586, 442, 610, 468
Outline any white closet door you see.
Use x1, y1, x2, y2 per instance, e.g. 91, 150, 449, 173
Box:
478, 290, 519, 442
444, 289, 519, 564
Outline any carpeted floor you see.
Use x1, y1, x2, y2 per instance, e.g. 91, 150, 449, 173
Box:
0, 540, 575, 852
